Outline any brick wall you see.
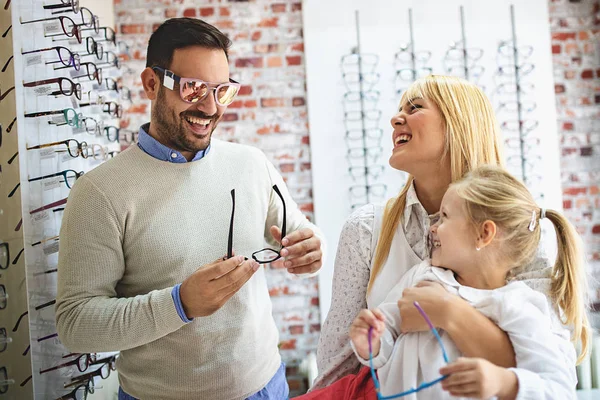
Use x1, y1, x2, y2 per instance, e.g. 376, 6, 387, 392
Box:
114, 0, 599, 394
114, 0, 317, 394
549, 0, 600, 301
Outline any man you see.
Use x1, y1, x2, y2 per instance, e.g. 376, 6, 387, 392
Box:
56, 18, 324, 400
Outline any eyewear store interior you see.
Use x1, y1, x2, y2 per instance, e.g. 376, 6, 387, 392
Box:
1, 0, 599, 399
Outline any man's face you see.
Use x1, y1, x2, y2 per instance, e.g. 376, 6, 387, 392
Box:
152, 46, 231, 158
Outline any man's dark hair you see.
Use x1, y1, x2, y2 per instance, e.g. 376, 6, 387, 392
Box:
145, 18, 231, 69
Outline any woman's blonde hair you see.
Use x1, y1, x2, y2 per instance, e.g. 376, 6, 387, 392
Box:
452, 165, 590, 364
368, 75, 503, 293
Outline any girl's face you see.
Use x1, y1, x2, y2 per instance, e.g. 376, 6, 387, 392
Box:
430, 188, 478, 270
388, 97, 448, 177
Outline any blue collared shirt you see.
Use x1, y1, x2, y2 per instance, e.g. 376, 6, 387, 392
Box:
137, 123, 210, 163
136, 123, 210, 323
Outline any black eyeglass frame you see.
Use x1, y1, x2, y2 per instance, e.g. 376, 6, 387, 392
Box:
227, 185, 287, 264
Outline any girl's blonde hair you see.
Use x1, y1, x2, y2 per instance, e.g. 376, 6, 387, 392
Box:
452, 165, 590, 364
368, 75, 503, 293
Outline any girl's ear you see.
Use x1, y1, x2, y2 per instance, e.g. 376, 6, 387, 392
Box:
476, 220, 497, 250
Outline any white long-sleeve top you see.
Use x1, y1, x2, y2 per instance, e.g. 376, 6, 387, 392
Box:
352, 260, 577, 400
314, 196, 577, 393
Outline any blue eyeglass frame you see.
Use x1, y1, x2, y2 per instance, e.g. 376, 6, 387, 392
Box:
368, 301, 450, 399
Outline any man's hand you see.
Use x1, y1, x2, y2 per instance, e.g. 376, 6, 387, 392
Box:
440, 357, 519, 400
397, 281, 456, 333
179, 255, 259, 318
271, 226, 322, 275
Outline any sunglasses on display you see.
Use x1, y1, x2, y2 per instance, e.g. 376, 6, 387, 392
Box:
20, 16, 82, 43
22, 46, 81, 70
152, 66, 240, 106
23, 77, 82, 100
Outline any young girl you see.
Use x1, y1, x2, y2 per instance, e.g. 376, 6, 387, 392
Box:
350, 165, 590, 399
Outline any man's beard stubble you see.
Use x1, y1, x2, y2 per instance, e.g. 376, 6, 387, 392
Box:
153, 88, 217, 153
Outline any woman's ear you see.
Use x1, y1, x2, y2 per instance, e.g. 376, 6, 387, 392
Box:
141, 67, 159, 101
476, 220, 497, 250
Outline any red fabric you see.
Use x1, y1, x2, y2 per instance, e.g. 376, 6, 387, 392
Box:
293, 366, 377, 400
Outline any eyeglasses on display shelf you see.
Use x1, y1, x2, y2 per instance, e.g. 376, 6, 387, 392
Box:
495, 4, 540, 189
22, 46, 81, 70
19, 15, 82, 43
442, 6, 484, 87
394, 9, 433, 94
23, 77, 82, 100
24, 107, 83, 128
341, 10, 387, 211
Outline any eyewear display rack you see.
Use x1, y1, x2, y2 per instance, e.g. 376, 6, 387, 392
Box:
494, 4, 541, 200
394, 8, 432, 93
0, 0, 127, 398
342, 10, 387, 211
442, 6, 485, 87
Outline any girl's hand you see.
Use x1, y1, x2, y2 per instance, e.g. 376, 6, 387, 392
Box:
349, 308, 386, 360
397, 281, 457, 332
439, 357, 518, 400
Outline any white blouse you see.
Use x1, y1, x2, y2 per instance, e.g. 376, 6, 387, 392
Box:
313, 184, 576, 390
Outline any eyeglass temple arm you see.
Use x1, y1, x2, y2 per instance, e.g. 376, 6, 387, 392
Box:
20, 16, 59, 24
272, 185, 286, 242
28, 171, 64, 182
27, 140, 68, 150
227, 189, 235, 259
23, 77, 60, 87
40, 358, 78, 374
25, 109, 63, 117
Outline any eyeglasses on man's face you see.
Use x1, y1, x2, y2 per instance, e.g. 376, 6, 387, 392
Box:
227, 185, 286, 263
152, 66, 241, 106
369, 301, 450, 399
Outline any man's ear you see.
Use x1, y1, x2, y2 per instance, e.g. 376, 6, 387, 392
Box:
141, 67, 160, 101
477, 220, 497, 250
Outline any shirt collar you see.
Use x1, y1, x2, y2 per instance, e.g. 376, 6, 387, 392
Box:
137, 123, 210, 163
403, 181, 439, 229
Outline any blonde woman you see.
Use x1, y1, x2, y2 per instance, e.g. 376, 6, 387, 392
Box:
310, 75, 576, 396
350, 165, 587, 399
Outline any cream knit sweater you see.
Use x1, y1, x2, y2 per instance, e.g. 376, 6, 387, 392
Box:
56, 140, 321, 400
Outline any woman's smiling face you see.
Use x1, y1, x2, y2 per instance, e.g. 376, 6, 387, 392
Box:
388, 97, 448, 177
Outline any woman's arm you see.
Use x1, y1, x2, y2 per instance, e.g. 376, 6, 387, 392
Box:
311, 205, 374, 390
398, 281, 517, 368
